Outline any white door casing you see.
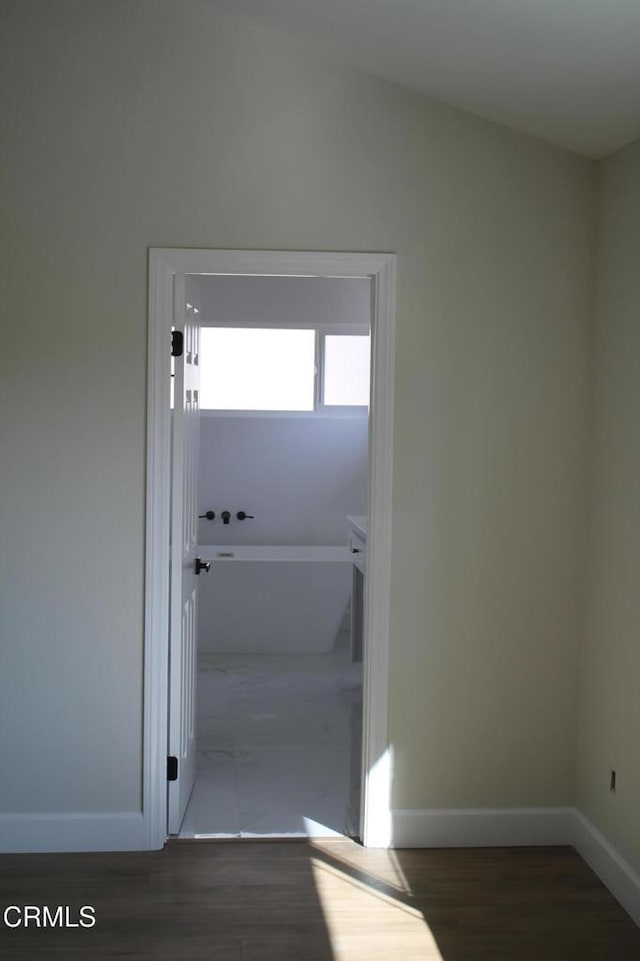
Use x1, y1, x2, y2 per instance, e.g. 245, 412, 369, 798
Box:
167, 279, 201, 834
144, 249, 396, 850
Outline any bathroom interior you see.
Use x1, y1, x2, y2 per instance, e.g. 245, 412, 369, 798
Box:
179, 274, 372, 838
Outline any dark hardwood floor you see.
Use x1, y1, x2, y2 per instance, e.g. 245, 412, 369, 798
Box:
1, 840, 639, 960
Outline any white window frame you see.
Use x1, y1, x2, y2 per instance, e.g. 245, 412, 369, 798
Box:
199, 321, 370, 418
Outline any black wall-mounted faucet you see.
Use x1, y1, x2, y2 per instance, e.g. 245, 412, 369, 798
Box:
221, 510, 231, 525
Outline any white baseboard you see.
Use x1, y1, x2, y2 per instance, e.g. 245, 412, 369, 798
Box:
572, 810, 640, 927
1, 806, 638, 929
391, 806, 640, 927
391, 806, 576, 848
0, 812, 147, 853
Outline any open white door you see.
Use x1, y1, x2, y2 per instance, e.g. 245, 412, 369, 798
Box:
168, 277, 203, 834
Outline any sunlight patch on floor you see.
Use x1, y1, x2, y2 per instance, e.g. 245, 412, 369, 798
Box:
309, 838, 410, 896
310, 848, 444, 961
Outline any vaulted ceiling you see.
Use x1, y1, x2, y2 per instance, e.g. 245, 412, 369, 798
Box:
212, 0, 640, 158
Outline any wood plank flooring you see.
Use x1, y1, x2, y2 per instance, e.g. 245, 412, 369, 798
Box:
1, 841, 639, 960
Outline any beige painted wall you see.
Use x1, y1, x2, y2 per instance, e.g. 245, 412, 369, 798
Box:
577, 139, 640, 872
0, 0, 594, 815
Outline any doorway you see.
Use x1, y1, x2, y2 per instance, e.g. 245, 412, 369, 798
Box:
144, 250, 396, 850
183, 275, 370, 838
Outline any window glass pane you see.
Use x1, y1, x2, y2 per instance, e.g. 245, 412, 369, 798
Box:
323, 334, 370, 406
199, 327, 316, 410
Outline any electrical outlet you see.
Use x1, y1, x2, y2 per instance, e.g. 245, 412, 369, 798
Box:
609, 769, 616, 793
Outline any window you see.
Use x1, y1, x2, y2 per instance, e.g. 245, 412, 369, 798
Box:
199, 326, 370, 413
199, 328, 315, 411
322, 335, 370, 407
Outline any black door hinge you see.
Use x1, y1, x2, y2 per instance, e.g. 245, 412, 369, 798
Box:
171, 330, 184, 357
167, 756, 178, 781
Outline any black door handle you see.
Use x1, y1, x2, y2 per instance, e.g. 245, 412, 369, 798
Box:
195, 557, 211, 575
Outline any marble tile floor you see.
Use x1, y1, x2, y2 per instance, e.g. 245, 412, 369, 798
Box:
179, 649, 363, 840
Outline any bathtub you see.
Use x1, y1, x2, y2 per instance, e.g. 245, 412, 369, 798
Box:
197, 545, 352, 654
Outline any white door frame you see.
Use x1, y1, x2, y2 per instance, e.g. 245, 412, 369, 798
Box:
143, 248, 396, 849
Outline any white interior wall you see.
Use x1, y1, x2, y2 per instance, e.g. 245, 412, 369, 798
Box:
197, 275, 371, 329
199, 417, 368, 547
576, 138, 640, 876
0, 0, 593, 828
